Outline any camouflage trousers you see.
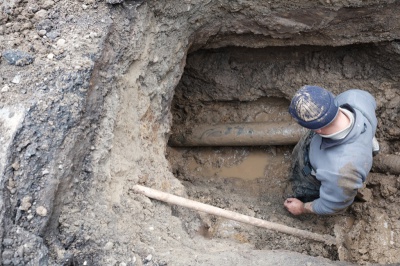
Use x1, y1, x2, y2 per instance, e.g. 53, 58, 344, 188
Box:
289, 131, 321, 203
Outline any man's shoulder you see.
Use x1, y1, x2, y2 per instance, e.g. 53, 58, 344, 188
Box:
336, 89, 377, 131
337, 89, 375, 103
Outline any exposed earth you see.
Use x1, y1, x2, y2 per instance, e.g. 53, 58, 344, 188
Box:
1, 0, 400, 265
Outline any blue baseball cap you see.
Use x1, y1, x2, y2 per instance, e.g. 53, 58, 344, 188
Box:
289, 85, 339, 130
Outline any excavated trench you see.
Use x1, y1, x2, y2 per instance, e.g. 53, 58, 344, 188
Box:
165, 44, 400, 264
4, 1, 400, 265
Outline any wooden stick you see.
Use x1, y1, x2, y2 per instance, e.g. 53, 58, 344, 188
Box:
131, 185, 337, 246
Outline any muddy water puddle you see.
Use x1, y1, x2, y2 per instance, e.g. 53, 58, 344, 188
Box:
185, 148, 290, 181
168, 146, 292, 196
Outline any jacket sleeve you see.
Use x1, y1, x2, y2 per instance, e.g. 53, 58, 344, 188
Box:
311, 166, 363, 215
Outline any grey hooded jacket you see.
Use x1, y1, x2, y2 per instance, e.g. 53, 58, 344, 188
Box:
309, 89, 377, 215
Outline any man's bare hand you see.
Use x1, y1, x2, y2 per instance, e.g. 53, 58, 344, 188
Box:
284, 198, 306, 215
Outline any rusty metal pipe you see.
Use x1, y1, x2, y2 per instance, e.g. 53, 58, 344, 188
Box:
169, 121, 308, 147
373, 153, 400, 175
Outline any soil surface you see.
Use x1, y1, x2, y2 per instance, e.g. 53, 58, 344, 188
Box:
1, 0, 400, 265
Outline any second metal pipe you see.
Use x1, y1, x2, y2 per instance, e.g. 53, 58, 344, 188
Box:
169, 121, 308, 147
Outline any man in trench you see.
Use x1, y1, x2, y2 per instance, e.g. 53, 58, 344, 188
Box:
284, 85, 379, 215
